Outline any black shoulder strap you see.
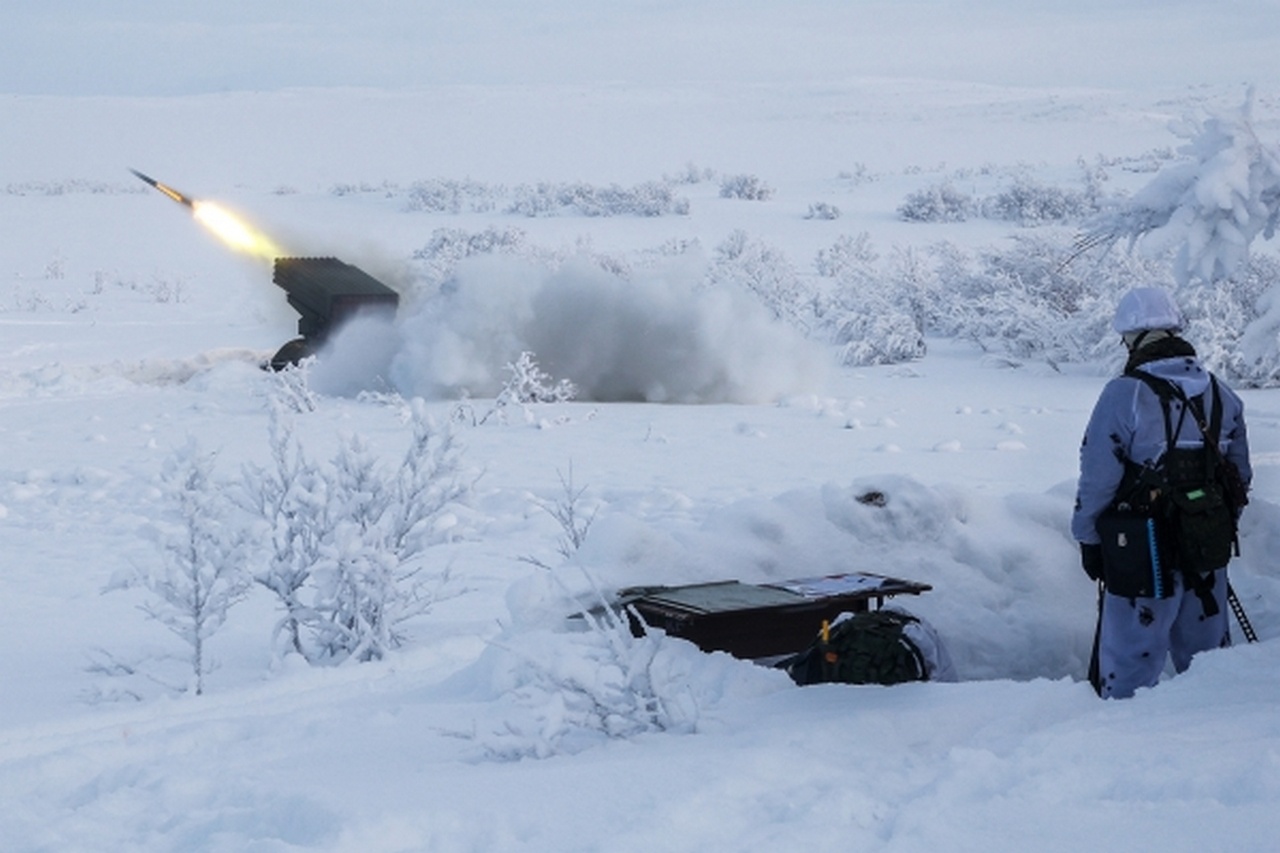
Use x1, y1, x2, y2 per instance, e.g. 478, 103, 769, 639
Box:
1205, 375, 1224, 447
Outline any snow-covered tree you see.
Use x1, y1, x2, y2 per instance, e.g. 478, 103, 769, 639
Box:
1081, 89, 1280, 377
240, 409, 326, 658
1084, 89, 1280, 286
243, 402, 469, 665
131, 439, 247, 695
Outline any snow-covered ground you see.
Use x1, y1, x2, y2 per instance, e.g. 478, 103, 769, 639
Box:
4, 3, 1280, 851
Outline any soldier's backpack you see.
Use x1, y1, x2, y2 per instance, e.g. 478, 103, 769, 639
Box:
1121, 372, 1246, 574
1100, 370, 1249, 614
784, 608, 929, 686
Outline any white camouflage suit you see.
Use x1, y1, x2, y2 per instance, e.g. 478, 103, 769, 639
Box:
1071, 289, 1251, 699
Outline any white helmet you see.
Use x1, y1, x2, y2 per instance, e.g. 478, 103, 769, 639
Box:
1112, 287, 1183, 335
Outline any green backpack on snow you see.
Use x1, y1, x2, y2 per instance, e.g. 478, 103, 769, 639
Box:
784, 609, 929, 686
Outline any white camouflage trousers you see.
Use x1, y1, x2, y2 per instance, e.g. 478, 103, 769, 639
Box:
1090, 568, 1231, 699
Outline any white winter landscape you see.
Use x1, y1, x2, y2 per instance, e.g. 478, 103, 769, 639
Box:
5, 3, 1280, 851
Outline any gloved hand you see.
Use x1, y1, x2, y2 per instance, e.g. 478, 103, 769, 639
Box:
1080, 543, 1104, 582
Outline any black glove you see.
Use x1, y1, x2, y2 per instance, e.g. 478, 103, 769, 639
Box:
1080, 543, 1104, 582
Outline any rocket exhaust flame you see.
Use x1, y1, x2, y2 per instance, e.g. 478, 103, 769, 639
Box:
130, 168, 281, 260
191, 202, 282, 259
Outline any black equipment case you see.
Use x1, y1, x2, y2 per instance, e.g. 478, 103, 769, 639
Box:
614, 572, 931, 660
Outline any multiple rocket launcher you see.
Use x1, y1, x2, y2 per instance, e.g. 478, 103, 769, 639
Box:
130, 169, 399, 369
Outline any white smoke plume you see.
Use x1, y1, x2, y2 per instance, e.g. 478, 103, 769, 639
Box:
312, 253, 828, 404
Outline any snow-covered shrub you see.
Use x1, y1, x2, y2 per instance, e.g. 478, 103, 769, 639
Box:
1235, 253, 1280, 385
883, 244, 940, 336
472, 555, 790, 760
108, 440, 248, 696
932, 235, 1114, 365
5, 179, 133, 196
330, 180, 399, 197
524, 466, 598, 564
410, 227, 533, 293
1179, 253, 1280, 386
900, 168, 1106, 226
242, 403, 468, 664
805, 202, 841, 220
813, 233, 925, 365
719, 173, 774, 201
474, 609, 703, 760
508, 181, 689, 217
837, 163, 875, 185
897, 182, 975, 222
981, 178, 1092, 225
813, 232, 877, 278
44, 253, 66, 280
1076, 156, 1111, 211
928, 233, 1186, 368
477, 351, 578, 426
665, 162, 714, 185
708, 230, 811, 331
834, 311, 927, 366
404, 178, 499, 213
270, 358, 318, 413
902, 231, 1280, 379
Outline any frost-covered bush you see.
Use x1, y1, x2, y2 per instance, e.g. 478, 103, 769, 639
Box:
242, 403, 469, 664
508, 181, 689, 217
330, 180, 399, 197
404, 178, 499, 213
719, 173, 774, 201
981, 178, 1092, 225
813, 232, 877, 279
270, 358, 319, 413
472, 553, 790, 760
708, 230, 811, 330
805, 231, 1173, 368
410, 227, 533, 292
1179, 253, 1280, 386
665, 162, 715, 185
929, 234, 1146, 365
805, 202, 841, 220
907, 232, 1280, 379
474, 608, 704, 760
813, 233, 925, 365
838, 163, 875, 185
900, 168, 1106, 227
5, 179, 134, 196
476, 352, 578, 426
477, 632, 698, 760
834, 311, 927, 366
897, 182, 975, 222
504, 351, 577, 404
